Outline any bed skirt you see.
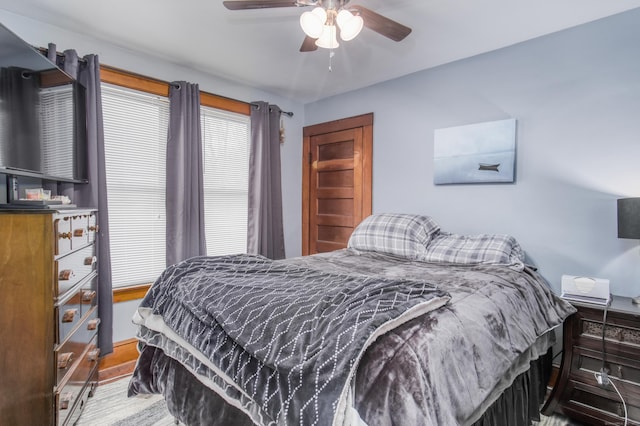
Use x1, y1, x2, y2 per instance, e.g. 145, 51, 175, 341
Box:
130, 345, 552, 426
471, 348, 552, 426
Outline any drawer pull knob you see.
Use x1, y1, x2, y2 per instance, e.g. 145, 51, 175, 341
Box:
59, 269, 74, 280
88, 225, 99, 232
61, 309, 78, 323
84, 256, 97, 266
58, 352, 73, 369
82, 291, 97, 303
87, 348, 101, 362
59, 232, 72, 240
59, 392, 73, 409
87, 318, 101, 331
73, 228, 85, 237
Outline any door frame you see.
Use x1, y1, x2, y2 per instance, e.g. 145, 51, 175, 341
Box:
302, 113, 373, 255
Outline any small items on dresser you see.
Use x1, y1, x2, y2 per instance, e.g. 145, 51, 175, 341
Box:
0, 209, 100, 425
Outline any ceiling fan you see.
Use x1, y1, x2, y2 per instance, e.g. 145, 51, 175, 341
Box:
222, 0, 412, 52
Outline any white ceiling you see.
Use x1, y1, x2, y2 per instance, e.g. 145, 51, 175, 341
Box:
1, 0, 640, 103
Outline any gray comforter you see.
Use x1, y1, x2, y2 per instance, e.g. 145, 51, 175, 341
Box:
130, 249, 575, 426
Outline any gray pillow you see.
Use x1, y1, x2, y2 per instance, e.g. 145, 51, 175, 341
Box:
420, 232, 525, 269
348, 213, 440, 259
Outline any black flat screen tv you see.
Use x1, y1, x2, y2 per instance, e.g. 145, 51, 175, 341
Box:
0, 22, 87, 183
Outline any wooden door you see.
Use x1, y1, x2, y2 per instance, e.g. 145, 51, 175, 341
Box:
302, 113, 372, 255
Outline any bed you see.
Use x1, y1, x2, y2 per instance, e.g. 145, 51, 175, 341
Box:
128, 213, 576, 426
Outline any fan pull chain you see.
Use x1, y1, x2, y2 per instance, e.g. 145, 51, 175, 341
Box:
328, 49, 335, 72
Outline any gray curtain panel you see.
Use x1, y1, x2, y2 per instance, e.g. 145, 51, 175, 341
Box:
247, 101, 285, 260
44, 45, 114, 355
0, 67, 41, 172
166, 81, 207, 266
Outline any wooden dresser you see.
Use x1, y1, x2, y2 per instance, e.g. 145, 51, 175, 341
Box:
0, 209, 100, 425
543, 296, 640, 425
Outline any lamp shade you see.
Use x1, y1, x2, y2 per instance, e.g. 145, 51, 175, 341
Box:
617, 197, 640, 239
300, 7, 327, 39
336, 10, 363, 41
315, 25, 339, 49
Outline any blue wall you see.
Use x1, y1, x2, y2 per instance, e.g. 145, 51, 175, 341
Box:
304, 9, 640, 297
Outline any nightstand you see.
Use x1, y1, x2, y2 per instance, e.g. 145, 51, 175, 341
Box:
542, 295, 640, 425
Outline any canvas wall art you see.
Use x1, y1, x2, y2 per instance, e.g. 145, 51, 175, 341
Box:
433, 118, 516, 184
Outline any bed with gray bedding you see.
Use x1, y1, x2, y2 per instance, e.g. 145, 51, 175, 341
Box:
128, 214, 576, 426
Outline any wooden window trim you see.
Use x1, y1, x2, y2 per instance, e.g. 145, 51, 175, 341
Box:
100, 65, 250, 115
113, 283, 151, 303
98, 337, 140, 383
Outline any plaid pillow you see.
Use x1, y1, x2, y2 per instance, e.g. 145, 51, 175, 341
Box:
348, 213, 440, 259
421, 233, 525, 269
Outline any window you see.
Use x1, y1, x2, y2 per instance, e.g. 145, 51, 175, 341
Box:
201, 107, 250, 256
40, 85, 74, 179
102, 83, 169, 288
100, 68, 251, 288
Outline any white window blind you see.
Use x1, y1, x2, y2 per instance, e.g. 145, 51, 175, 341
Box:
201, 106, 250, 256
40, 85, 74, 178
102, 83, 168, 288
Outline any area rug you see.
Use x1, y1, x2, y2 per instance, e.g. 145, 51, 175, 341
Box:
77, 377, 579, 426
77, 378, 173, 426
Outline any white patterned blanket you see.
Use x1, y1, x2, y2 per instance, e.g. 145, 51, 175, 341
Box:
133, 254, 450, 426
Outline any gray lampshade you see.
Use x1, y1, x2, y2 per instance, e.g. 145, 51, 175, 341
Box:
618, 198, 640, 239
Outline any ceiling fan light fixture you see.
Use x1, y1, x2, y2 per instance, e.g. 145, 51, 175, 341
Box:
315, 24, 339, 49
300, 7, 327, 39
336, 10, 363, 41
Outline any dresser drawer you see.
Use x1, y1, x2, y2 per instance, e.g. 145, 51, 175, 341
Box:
573, 346, 640, 390
60, 379, 95, 426
87, 211, 98, 244
56, 380, 84, 426
55, 215, 73, 256
55, 212, 98, 256
56, 290, 83, 344
70, 213, 90, 248
55, 274, 98, 344
71, 334, 101, 388
56, 307, 99, 386
80, 273, 98, 311
56, 245, 97, 297
563, 382, 640, 424
56, 339, 99, 426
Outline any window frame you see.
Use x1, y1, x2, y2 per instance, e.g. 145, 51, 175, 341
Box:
100, 65, 251, 300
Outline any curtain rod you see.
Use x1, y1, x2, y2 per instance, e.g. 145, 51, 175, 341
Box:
36, 47, 291, 119
251, 102, 294, 118
36, 46, 88, 64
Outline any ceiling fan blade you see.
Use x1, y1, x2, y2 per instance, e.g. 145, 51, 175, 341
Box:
350, 5, 412, 42
223, 0, 301, 10
300, 36, 318, 52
